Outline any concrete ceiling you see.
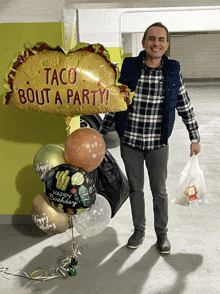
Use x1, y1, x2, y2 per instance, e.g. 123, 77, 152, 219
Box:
65, 0, 220, 9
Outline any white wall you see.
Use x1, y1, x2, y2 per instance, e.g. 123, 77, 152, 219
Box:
63, 4, 78, 50
78, 9, 122, 47
78, 6, 220, 48
131, 33, 143, 56
0, 0, 65, 22
122, 33, 132, 54
121, 7, 220, 33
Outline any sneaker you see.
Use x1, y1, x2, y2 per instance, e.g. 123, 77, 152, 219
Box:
126, 229, 145, 249
156, 234, 171, 254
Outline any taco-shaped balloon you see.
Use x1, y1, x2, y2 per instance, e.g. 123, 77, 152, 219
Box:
4, 42, 128, 126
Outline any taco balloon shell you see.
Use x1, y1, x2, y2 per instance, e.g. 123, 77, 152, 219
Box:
4, 42, 128, 127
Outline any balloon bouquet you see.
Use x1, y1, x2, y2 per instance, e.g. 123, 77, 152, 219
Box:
4, 41, 128, 279
5, 41, 127, 238
31, 128, 112, 238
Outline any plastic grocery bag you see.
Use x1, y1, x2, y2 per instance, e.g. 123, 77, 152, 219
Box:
89, 150, 130, 218
171, 155, 207, 211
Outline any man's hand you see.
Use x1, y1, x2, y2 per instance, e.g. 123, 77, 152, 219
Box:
190, 143, 201, 157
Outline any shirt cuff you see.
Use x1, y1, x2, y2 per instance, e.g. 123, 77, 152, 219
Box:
191, 138, 200, 143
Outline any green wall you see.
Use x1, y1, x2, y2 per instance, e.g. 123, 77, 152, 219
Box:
106, 47, 125, 72
0, 22, 70, 217
0, 22, 123, 221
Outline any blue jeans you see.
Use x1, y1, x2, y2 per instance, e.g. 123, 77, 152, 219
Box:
120, 143, 169, 236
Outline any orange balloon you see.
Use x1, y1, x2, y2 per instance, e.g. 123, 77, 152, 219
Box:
65, 128, 106, 172
31, 193, 70, 234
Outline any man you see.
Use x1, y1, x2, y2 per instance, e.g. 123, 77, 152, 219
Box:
100, 22, 201, 254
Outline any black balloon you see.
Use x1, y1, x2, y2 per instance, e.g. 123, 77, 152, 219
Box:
44, 164, 96, 214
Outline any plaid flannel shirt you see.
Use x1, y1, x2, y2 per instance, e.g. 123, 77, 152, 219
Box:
101, 60, 200, 150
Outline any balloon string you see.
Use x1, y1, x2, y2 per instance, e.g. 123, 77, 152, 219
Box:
64, 216, 82, 259
58, 217, 81, 277
0, 266, 59, 282
71, 216, 75, 255
1, 217, 81, 283
65, 216, 82, 258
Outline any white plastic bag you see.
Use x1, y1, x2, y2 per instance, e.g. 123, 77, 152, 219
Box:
172, 155, 207, 211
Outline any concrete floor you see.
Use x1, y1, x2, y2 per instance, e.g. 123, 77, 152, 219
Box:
1, 82, 220, 294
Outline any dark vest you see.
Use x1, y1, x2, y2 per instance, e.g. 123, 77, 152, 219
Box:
116, 50, 181, 143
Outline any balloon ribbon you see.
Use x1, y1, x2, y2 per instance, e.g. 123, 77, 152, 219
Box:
57, 216, 80, 278
1, 217, 80, 282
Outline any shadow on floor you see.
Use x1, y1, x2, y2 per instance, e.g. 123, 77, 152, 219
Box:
18, 227, 203, 294
0, 224, 51, 262
158, 253, 204, 294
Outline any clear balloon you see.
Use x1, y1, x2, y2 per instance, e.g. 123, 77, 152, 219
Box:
73, 194, 111, 238
65, 128, 106, 172
31, 193, 70, 234
34, 144, 67, 181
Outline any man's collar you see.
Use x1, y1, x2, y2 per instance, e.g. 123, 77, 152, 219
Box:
137, 50, 168, 69
142, 56, 164, 70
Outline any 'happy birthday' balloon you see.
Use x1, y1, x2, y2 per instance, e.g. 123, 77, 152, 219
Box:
4, 42, 128, 127
44, 164, 96, 214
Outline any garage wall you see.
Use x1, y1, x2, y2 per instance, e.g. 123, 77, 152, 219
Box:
122, 33, 132, 58
78, 6, 220, 74
0, 0, 80, 224
120, 7, 220, 34
170, 33, 220, 79
127, 31, 220, 79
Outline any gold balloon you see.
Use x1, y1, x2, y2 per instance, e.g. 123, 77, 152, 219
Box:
31, 192, 70, 234
4, 42, 127, 128
34, 144, 67, 181
65, 128, 106, 172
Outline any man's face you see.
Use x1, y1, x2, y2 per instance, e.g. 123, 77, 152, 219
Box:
142, 26, 170, 60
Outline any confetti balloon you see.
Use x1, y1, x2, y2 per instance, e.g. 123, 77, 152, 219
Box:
65, 128, 106, 172
34, 144, 67, 181
31, 192, 70, 234
73, 194, 112, 238
44, 164, 96, 214
4, 42, 127, 128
